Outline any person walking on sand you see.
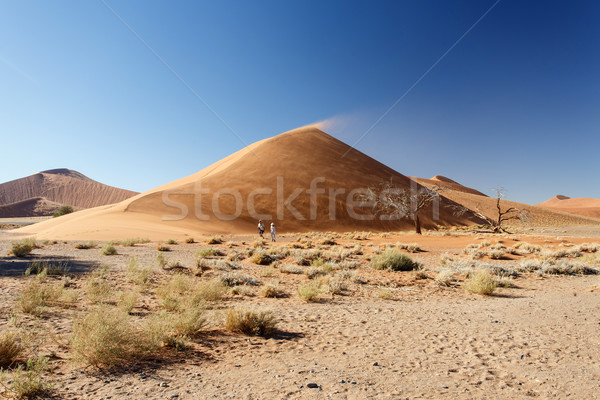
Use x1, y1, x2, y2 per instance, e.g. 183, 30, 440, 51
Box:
270, 222, 276, 242
258, 220, 265, 239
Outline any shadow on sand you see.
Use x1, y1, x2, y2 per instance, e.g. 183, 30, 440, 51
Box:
0, 254, 98, 277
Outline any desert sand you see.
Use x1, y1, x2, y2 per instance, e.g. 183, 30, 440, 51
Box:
11, 127, 599, 242
1, 230, 600, 399
538, 195, 600, 220
0, 169, 138, 217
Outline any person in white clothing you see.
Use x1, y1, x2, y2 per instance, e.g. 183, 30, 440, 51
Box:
258, 220, 265, 239
270, 222, 276, 242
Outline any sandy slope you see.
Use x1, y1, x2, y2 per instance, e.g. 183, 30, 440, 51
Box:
413, 182, 600, 227
14, 127, 484, 240
538, 195, 600, 219
0, 168, 137, 215
0, 197, 65, 217
412, 175, 488, 197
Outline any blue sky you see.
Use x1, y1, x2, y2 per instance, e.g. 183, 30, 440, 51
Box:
0, 0, 598, 204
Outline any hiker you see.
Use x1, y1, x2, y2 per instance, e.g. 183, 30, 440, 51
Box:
258, 220, 265, 238
270, 222, 276, 242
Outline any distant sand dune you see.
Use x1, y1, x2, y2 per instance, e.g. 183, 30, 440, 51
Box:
537, 195, 600, 219
0, 168, 137, 217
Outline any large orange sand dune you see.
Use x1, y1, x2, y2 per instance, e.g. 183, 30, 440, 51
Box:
14, 127, 485, 240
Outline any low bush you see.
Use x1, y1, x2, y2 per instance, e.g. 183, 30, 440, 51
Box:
196, 248, 224, 258
279, 264, 303, 274
372, 250, 418, 271
464, 270, 497, 295
0, 331, 24, 368
0, 356, 51, 398
74, 241, 98, 249
206, 235, 223, 245
297, 282, 320, 302
166, 238, 177, 245
156, 244, 171, 252
224, 309, 277, 336
53, 205, 74, 217
220, 272, 259, 287
71, 306, 139, 368
10, 239, 35, 257
100, 244, 117, 256
185, 237, 195, 244
250, 250, 274, 265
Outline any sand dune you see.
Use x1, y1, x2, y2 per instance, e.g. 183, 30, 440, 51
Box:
0, 168, 137, 216
15, 127, 485, 240
537, 195, 600, 219
414, 182, 600, 227
0, 197, 65, 218
412, 175, 488, 197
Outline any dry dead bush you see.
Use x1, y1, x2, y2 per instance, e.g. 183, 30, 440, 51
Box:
84, 268, 112, 304
279, 264, 303, 274
206, 235, 223, 245
71, 305, 140, 368
250, 250, 274, 265
435, 269, 455, 286
297, 282, 320, 302
220, 272, 259, 287
372, 249, 418, 271
260, 284, 284, 298
464, 270, 497, 295
225, 309, 277, 336
0, 331, 24, 368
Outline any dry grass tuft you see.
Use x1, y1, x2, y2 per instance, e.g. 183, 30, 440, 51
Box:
465, 270, 497, 295
0, 356, 51, 398
297, 282, 320, 302
71, 305, 140, 368
100, 244, 117, 256
224, 309, 277, 336
0, 331, 24, 368
372, 249, 418, 271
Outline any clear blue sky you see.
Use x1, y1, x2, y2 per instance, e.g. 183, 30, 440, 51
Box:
1, 0, 598, 204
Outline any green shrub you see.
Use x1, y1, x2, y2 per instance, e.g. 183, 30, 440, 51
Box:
372, 249, 417, 271
166, 238, 177, 245
53, 205, 74, 217
0, 356, 51, 398
100, 244, 117, 256
10, 240, 35, 257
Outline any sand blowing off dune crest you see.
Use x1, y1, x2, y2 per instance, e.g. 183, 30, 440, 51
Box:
14, 127, 485, 240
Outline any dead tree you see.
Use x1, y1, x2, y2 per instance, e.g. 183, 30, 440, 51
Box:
363, 180, 442, 234
473, 188, 529, 233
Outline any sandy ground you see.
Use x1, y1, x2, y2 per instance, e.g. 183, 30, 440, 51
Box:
1, 230, 599, 399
